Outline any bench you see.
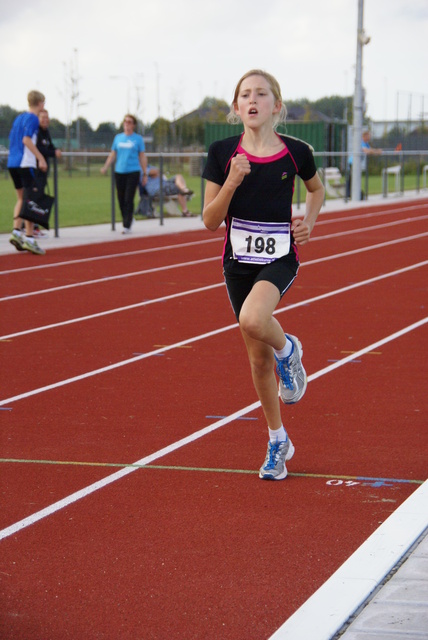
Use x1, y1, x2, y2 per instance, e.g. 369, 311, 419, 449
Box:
382, 165, 401, 194
320, 167, 346, 198
152, 193, 193, 217
134, 192, 193, 218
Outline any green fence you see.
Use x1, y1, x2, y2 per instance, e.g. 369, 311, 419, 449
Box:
204, 121, 347, 165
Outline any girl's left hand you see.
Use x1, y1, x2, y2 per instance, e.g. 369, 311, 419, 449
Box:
291, 219, 311, 245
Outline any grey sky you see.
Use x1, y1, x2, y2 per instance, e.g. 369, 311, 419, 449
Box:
1, 0, 426, 128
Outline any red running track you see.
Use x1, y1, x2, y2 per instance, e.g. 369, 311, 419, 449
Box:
1, 199, 427, 639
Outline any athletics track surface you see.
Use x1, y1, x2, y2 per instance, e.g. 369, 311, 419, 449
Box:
1, 197, 427, 639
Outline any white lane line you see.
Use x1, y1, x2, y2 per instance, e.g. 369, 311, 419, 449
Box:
1, 202, 424, 276
308, 203, 428, 226
1, 317, 426, 542
1, 262, 426, 407
2, 233, 426, 341
299, 232, 427, 266
0, 283, 225, 341
0, 321, 236, 406
1, 222, 427, 309
2, 215, 427, 302
0, 237, 223, 276
269, 480, 428, 640
311, 213, 428, 242
0, 255, 219, 302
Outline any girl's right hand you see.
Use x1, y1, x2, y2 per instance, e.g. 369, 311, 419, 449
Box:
227, 153, 251, 188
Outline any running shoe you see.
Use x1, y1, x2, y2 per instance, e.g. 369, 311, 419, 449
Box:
259, 437, 295, 480
22, 238, 46, 255
275, 334, 307, 404
9, 231, 25, 252
33, 227, 49, 238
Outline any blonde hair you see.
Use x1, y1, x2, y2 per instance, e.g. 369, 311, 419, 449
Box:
227, 69, 287, 128
27, 90, 45, 107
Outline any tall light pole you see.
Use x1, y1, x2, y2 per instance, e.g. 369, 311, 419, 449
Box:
351, 0, 370, 201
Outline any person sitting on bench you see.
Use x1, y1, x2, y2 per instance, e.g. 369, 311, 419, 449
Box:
145, 166, 193, 217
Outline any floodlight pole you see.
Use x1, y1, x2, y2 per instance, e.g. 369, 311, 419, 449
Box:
351, 0, 365, 201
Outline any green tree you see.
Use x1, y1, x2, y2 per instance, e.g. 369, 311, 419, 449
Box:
92, 122, 117, 148
312, 95, 351, 120
199, 97, 229, 120
172, 97, 229, 148
152, 117, 172, 151
48, 118, 66, 138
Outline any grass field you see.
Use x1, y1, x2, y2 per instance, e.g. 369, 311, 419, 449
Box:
0, 166, 422, 234
0, 167, 203, 233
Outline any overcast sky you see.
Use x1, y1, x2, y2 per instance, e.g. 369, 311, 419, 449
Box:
1, 0, 427, 130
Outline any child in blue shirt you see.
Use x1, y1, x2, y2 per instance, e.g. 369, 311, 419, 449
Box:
8, 90, 48, 255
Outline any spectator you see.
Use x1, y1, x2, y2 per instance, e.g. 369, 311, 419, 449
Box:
36, 108, 62, 189
8, 90, 48, 255
145, 166, 194, 217
100, 114, 147, 234
346, 129, 382, 199
33, 108, 62, 238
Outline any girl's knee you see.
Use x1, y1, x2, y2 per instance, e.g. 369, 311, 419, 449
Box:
239, 309, 264, 341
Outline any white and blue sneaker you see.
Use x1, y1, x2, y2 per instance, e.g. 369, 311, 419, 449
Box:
275, 334, 307, 404
259, 437, 295, 480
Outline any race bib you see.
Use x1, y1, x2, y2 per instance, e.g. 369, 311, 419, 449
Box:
230, 217, 290, 264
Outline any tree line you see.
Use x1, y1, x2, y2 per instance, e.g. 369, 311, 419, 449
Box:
1, 95, 353, 152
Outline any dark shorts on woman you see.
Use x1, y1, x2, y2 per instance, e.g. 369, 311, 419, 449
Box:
224, 249, 299, 321
160, 179, 180, 196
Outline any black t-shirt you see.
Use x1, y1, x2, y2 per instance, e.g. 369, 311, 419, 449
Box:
203, 133, 317, 264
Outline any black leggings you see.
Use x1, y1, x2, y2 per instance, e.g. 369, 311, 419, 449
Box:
114, 171, 140, 229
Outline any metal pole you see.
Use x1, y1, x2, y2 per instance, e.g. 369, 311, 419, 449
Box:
159, 155, 164, 226
200, 155, 205, 218
322, 154, 327, 206
53, 157, 59, 237
382, 156, 388, 198
351, 0, 365, 201
111, 165, 116, 231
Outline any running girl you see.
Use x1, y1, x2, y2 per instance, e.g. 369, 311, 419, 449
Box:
202, 70, 324, 480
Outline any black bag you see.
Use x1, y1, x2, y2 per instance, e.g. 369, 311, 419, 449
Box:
20, 187, 55, 230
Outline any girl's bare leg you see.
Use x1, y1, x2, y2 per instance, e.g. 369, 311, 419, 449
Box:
239, 280, 286, 429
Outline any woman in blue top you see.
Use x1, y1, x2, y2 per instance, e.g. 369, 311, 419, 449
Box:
101, 114, 148, 233
203, 70, 324, 481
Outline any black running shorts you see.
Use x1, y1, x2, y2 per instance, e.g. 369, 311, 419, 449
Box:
224, 250, 299, 321
8, 167, 36, 190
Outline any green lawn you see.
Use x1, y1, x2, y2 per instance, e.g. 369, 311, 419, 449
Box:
0, 168, 203, 233
0, 167, 422, 234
